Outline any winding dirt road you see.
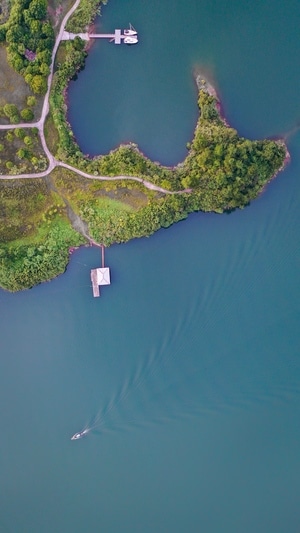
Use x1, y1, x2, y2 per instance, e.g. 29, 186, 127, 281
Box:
0, 0, 188, 196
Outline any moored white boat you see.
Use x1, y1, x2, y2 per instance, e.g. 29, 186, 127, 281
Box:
124, 23, 137, 36
124, 36, 138, 45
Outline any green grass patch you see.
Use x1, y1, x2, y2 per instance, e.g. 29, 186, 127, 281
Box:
54, 42, 68, 71
0, 178, 55, 242
44, 114, 60, 155
52, 166, 151, 207
0, 45, 32, 111
0, 127, 47, 175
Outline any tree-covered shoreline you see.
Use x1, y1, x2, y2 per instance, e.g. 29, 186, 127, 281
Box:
0, 0, 288, 292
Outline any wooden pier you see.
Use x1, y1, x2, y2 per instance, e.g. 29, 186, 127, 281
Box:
62, 26, 138, 45
89, 29, 123, 44
91, 245, 111, 298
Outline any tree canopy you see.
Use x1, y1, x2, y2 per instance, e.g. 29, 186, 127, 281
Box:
0, 0, 54, 94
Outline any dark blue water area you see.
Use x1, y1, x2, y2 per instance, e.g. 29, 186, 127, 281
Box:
1, 137, 300, 530
68, 0, 300, 165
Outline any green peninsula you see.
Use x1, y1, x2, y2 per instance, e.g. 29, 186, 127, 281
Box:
0, 0, 287, 291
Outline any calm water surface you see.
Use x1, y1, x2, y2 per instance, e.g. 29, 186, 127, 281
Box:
1, 0, 300, 531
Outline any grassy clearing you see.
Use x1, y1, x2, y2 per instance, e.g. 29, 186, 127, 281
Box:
0, 46, 31, 110
50, 166, 171, 246
51, 166, 156, 244
0, 46, 44, 122
53, 168, 134, 216
52, 166, 151, 211
0, 178, 64, 243
44, 114, 60, 155
7, 209, 68, 248
93, 185, 151, 209
6, 209, 63, 250
0, 127, 48, 175
54, 41, 68, 71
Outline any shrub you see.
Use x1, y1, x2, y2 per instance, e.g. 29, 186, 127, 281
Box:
14, 128, 26, 139
27, 96, 36, 107
21, 108, 34, 121
30, 75, 47, 95
6, 132, 14, 142
3, 104, 19, 120
23, 135, 33, 146
17, 148, 26, 159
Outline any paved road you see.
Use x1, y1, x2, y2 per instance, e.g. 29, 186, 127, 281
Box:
0, 122, 40, 130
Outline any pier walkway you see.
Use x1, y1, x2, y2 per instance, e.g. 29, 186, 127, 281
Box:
90, 29, 123, 44
91, 245, 111, 297
61, 31, 89, 41
62, 28, 137, 44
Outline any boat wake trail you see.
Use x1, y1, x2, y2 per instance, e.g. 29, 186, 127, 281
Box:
71, 428, 90, 441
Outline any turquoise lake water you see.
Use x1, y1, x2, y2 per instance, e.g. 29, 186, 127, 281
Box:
1, 0, 300, 531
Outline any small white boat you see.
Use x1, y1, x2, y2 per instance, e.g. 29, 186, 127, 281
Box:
71, 429, 89, 440
124, 23, 137, 36
124, 36, 138, 45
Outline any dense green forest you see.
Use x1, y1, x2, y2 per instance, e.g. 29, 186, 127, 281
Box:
0, 0, 54, 94
179, 90, 286, 211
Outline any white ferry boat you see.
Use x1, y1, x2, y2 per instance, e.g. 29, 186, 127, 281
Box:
71, 429, 89, 440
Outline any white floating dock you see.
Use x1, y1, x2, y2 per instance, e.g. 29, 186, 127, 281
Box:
91, 267, 111, 297
91, 246, 111, 297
